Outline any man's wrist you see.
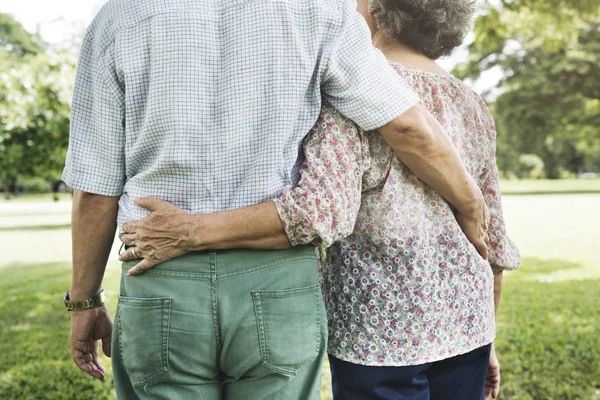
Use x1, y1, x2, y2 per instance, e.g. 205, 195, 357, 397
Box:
455, 179, 485, 216
64, 289, 106, 311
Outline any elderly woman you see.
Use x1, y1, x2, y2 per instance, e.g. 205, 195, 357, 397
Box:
121, 0, 520, 398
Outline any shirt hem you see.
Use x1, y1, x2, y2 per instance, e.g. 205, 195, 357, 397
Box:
327, 334, 495, 367
62, 171, 124, 197
359, 95, 420, 132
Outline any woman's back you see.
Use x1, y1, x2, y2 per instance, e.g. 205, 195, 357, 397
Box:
321, 62, 520, 366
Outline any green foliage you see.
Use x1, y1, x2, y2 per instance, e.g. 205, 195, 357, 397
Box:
515, 154, 545, 179
0, 51, 76, 184
455, 0, 600, 178
0, 13, 44, 57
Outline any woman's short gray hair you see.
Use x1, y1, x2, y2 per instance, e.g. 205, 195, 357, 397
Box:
368, 0, 475, 60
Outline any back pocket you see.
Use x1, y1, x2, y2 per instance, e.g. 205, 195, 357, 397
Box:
117, 296, 172, 386
252, 284, 322, 376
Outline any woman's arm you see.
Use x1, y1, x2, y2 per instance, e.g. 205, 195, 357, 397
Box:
481, 151, 521, 273
120, 106, 369, 275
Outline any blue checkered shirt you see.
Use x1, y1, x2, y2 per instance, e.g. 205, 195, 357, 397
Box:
63, 0, 419, 228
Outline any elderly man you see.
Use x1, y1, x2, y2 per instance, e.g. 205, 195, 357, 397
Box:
63, 0, 488, 398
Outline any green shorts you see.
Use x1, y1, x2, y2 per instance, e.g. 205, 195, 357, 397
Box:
112, 245, 327, 399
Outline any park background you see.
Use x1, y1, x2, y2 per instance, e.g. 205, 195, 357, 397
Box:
0, 0, 598, 399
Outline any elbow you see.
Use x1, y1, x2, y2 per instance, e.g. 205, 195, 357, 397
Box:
382, 105, 438, 154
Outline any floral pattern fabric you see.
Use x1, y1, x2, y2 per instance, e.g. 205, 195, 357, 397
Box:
274, 61, 520, 366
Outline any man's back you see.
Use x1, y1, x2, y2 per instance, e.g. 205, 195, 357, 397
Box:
64, 0, 418, 229
65, 0, 345, 227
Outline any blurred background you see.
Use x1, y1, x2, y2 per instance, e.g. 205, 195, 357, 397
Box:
0, 0, 598, 399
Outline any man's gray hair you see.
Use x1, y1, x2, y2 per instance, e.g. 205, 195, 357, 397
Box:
368, 0, 475, 60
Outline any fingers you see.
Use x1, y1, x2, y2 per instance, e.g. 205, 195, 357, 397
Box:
126, 259, 157, 276
492, 385, 500, 399
474, 238, 489, 261
122, 221, 138, 235
119, 246, 139, 262
72, 347, 105, 381
136, 197, 165, 211
120, 233, 136, 246
102, 331, 112, 358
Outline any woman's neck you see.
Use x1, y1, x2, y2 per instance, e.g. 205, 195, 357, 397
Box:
372, 32, 451, 77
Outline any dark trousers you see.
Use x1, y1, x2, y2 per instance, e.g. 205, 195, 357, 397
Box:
329, 344, 492, 400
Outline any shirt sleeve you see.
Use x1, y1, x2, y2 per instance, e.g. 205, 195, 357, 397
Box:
321, 2, 420, 131
480, 125, 521, 273
273, 104, 370, 248
62, 25, 126, 196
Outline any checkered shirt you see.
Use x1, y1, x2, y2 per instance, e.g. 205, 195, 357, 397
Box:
62, 0, 419, 229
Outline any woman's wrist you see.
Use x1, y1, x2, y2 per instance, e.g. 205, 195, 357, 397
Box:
187, 212, 225, 251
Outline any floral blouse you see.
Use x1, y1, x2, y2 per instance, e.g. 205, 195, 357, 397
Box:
274, 62, 520, 367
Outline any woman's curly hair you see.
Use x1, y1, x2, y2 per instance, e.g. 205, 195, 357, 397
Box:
368, 0, 475, 60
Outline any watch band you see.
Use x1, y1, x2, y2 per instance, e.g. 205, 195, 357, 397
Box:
64, 289, 106, 311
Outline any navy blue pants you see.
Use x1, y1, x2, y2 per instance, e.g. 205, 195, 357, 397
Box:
329, 344, 492, 400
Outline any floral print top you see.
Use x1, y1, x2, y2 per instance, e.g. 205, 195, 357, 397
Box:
274, 62, 520, 366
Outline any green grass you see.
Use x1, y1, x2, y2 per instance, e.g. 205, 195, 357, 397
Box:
1, 258, 598, 400
1, 193, 599, 399
500, 179, 600, 195
0, 263, 120, 400
497, 258, 600, 400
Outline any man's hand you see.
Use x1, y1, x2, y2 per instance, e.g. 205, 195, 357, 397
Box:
485, 343, 501, 399
455, 196, 490, 260
70, 305, 112, 381
120, 198, 194, 276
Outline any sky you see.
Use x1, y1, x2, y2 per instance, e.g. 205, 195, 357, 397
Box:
1, 0, 500, 94
1, 0, 108, 44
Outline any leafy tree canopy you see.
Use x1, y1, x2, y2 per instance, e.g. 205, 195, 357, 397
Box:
0, 13, 44, 57
455, 0, 600, 178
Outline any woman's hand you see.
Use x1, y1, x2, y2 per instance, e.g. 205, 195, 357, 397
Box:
119, 197, 196, 276
484, 343, 501, 399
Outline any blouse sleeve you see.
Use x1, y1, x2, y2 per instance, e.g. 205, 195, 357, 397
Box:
480, 122, 521, 273
273, 104, 370, 248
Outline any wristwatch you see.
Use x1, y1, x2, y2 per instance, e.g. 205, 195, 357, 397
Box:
64, 289, 106, 311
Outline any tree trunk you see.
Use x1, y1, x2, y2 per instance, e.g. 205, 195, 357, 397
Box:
14, 175, 21, 197
3, 176, 10, 200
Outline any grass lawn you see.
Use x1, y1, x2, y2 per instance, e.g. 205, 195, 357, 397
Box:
1, 191, 599, 399
0, 193, 73, 203
500, 178, 600, 195
0, 263, 120, 400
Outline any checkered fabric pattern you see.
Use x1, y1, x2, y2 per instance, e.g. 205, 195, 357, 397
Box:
63, 0, 419, 229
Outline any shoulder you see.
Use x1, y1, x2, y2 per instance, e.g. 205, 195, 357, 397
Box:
84, 0, 151, 53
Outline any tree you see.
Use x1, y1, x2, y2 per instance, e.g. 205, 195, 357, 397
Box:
0, 13, 44, 57
0, 51, 76, 198
454, 0, 600, 178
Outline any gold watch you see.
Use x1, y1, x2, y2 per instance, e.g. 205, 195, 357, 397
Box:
64, 289, 106, 311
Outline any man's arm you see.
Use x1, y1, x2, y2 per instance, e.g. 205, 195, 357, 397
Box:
120, 107, 368, 275
70, 190, 119, 300
69, 190, 119, 381
320, 6, 489, 257
377, 104, 489, 258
